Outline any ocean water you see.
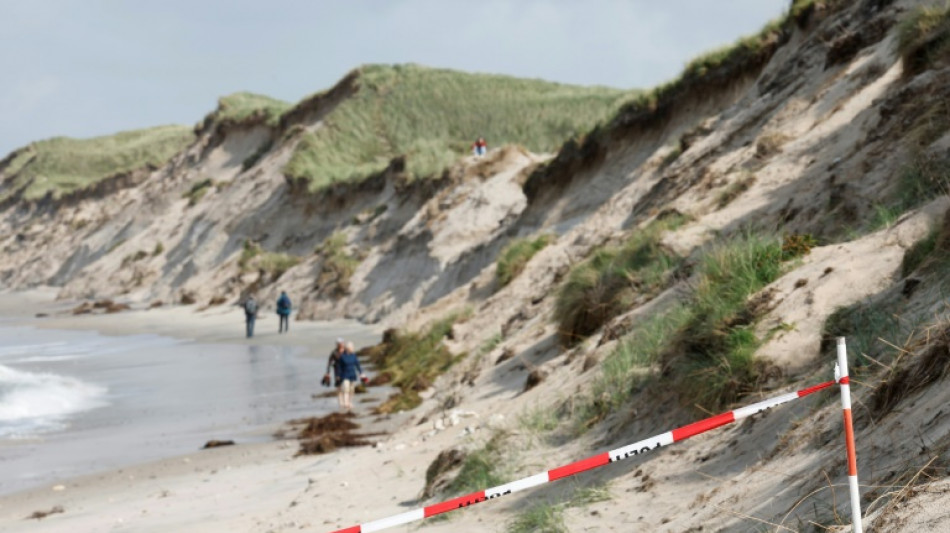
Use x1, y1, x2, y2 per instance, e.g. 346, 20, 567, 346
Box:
0, 325, 367, 495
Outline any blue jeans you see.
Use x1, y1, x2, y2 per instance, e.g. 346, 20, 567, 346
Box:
246, 315, 255, 338
279, 314, 289, 333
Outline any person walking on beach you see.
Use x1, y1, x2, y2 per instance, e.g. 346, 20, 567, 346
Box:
276, 291, 292, 334
243, 295, 258, 338
338, 341, 366, 411
324, 338, 346, 394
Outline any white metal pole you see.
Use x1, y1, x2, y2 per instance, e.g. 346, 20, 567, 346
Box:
836, 337, 863, 533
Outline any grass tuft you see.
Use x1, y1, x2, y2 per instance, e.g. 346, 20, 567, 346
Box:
238, 240, 300, 279
496, 234, 555, 287
366, 314, 466, 413
823, 299, 904, 368
781, 233, 819, 260
573, 232, 790, 429
183, 178, 214, 206
716, 172, 756, 209
898, 3, 950, 76
901, 227, 940, 277
444, 432, 507, 496
316, 232, 361, 296
212, 92, 291, 128
555, 214, 687, 346
507, 502, 567, 533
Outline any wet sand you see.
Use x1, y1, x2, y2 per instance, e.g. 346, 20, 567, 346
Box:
0, 289, 395, 531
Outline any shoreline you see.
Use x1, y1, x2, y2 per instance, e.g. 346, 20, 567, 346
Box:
0, 289, 406, 531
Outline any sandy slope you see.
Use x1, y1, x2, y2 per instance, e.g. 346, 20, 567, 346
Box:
2, 0, 950, 531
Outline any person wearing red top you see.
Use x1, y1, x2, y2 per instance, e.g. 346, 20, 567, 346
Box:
472, 137, 487, 157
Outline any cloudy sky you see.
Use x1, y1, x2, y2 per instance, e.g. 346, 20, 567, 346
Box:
1, 0, 789, 156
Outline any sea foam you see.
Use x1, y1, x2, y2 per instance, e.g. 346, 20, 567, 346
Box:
0, 363, 106, 438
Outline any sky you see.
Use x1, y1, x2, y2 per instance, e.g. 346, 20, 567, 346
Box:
0, 0, 790, 156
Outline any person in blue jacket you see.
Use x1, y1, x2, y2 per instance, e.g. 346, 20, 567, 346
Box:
276, 291, 292, 334
337, 341, 366, 411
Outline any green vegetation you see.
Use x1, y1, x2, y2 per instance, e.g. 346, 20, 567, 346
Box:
239, 240, 261, 270
183, 178, 214, 206
478, 333, 503, 355
1, 125, 194, 202
781, 233, 818, 260
572, 231, 808, 430
717, 172, 756, 209
507, 483, 611, 533
121, 250, 149, 268
683, 18, 785, 80
152, 242, 165, 256
519, 404, 560, 434
898, 3, 950, 76
284, 64, 632, 190
212, 92, 291, 127
555, 215, 687, 346
574, 306, 692, 431
256, 252, 301, 279
367, 314, 465, 413
823, 299, 905, 368
897, 155, 950, 211
238, 240, 300, 279
496, 234, 555, 287
674, 233, 785, 410
444, 433, 507, 496
316, 232, 361, 295
507, 502, 567, 533
903, 227, 941, 278
755, 131, 791, 157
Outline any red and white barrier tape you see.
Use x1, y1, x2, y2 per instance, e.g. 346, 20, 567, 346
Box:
329, 379, 836, 533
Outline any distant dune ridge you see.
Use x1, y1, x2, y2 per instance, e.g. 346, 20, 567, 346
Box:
2, 0, 950, 530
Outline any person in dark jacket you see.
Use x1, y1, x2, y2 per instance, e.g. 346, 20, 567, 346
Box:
244, 295, 258, 338
337, 341, 365, 411
324, 338, 346, 402
276, 291, 292, 333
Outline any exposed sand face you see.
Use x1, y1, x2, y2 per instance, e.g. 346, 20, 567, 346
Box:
4, 1, 950, 532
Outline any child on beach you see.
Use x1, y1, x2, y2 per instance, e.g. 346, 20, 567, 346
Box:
337, 342, 365, 412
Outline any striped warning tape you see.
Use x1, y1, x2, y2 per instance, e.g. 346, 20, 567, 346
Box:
329, 379, 836, 533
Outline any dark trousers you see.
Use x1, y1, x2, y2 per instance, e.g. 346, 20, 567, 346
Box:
279, 314, 289, 333
246, 315, 255, 338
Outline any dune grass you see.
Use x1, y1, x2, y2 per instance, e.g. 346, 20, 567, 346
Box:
1, 125, 194, 202
283, 64, 632, 190
507, 483, 611, 533
316, 232, 361, 296
572, 232, 801, 430
212, 92, 291, 128
368, 313, 466, 413
898, 3, 950, 76
672, 233, 785, 410
183, 178, 214, 206
555, 214, 687, 346
238, 240, 301, 280
496, 234, 555, 287
444, 432, 507, 496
